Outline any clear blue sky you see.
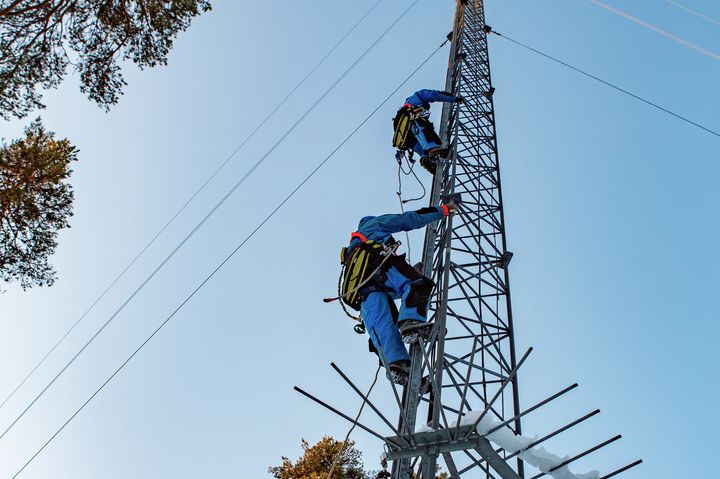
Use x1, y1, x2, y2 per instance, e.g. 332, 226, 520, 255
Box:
1, 0, 718, 477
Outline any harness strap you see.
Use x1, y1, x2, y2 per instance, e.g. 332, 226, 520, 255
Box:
342, 242, 399, 299
350, 231, 368, 243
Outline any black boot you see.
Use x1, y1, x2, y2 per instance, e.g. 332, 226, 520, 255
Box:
387, 360, 433, 394
399, 320, 433, 343
387, 360, 411, 385
420, 156, 437, 175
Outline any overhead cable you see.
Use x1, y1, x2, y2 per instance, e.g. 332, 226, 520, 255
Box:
0, 0, 386, 415
10, 36, 449, 478
588, 0, 720, 61
0, 0, 422, 443
491, 30, 720, 138
665, 0, 720, 27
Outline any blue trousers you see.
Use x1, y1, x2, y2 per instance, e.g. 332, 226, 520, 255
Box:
410, 119, 442, 158
361, 266, 428, 366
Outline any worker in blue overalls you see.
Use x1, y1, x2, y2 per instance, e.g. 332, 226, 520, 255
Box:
341, 201, 458, 385
393, 89, 463, 174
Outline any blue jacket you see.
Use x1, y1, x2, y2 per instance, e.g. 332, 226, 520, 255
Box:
348, 207, 446, 252
405, 89, 457, 109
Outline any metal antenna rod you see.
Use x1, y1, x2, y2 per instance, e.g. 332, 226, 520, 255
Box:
293, 386, 399, 447
330, 362, 411, 446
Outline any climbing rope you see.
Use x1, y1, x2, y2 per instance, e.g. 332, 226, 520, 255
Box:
326, 365, 382, 479
335, 269, 362, 324
395, 150, 427, 263
395, 150, 426, 205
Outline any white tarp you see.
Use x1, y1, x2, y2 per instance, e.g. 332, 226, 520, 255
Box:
426, 411, 600, 479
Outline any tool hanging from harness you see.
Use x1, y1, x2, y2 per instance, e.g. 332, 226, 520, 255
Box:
323, 232, 400, 334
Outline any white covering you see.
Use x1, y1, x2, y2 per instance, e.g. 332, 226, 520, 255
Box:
417, 411, 600, 479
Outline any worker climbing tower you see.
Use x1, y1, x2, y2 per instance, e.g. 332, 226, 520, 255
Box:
297, 1, 641, 478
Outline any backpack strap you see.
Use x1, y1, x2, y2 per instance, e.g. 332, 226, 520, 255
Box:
350, 231, 368, 243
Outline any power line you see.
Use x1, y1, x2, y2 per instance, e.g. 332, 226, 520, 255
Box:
0, 0, 386, 415
10, 37, 449, 478
665, 0, 720, 27
491, 30, 720, 138
0, 0, 422, 443
588, 0, 720, 61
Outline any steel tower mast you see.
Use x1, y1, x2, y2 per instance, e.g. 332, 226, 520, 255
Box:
393, 0, 523, 476
296, 2, 641, 478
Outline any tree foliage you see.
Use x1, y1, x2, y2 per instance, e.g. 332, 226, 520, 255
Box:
0, 118, 76, 289
0, 0, 212, 119
269, 436, 372, 479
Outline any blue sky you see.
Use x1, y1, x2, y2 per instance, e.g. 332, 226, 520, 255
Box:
0, 0, 718, 477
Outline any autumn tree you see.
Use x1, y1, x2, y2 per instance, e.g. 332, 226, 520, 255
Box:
0, 0, 212, 119
0, 118, 76, 289
269, 436, 372, 479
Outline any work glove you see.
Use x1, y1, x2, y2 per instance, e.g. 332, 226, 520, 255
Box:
455, 96, 465, 104
441, 199, 459, 216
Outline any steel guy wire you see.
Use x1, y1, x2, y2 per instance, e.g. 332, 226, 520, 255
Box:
0, 0, 423, 443
0, 0, 386, 415
491, 30, 720, 138
588, 0, 720, 61
665, 0, 720, 27
10, 36, 449, 478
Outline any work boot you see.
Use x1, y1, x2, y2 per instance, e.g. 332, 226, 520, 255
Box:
387, 361, 432, 394
419, 156, 436, 175
387, 360, 411, 385
428, 147, 448, 158
399, 320, 433, 343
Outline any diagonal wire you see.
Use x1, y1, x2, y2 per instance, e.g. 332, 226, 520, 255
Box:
665, 0, 720, 27
0, 0, 386, 415
9, 37, 449, 479
491, 30, 720, 138
0, 0, 423, 443
588, 0, 720, 61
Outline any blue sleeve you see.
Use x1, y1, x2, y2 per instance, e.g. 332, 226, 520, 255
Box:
372, 207, 444, 235
414, 89, 457, 105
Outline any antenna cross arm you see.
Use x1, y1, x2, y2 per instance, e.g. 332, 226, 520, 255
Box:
384, 426, 520, 479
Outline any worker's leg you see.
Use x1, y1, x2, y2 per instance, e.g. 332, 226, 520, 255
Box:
412, 118, 442, 153
410, 137, 427, 158
385, 266, 433, 323
362, 291, 409, 367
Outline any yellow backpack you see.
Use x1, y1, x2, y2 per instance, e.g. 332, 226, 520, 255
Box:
392, 106, 421, 149
341, 239, 387, 311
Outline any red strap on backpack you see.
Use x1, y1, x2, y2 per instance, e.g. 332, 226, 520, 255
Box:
350, 231, 368, 243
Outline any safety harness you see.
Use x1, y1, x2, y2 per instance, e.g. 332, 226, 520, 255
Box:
340, 232, 398, 311
323, 232, 400, 334
392, 104, 426, 151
